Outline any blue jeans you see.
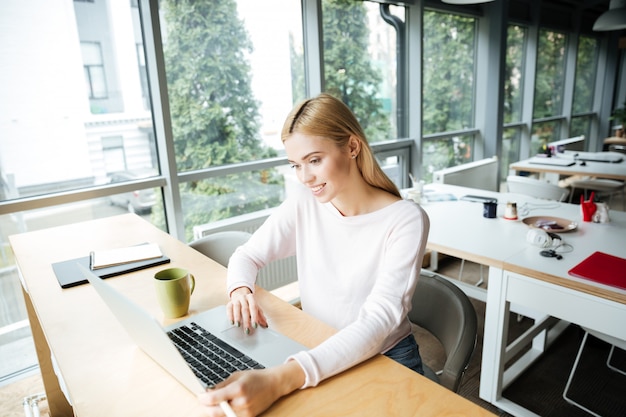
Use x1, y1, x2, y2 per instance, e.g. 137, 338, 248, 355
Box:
384, 333, 424, 375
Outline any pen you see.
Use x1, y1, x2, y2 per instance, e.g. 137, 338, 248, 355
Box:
220, 400, 237, 417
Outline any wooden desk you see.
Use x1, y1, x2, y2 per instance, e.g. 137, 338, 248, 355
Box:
510, 154, 626, 181
417, 185, 626, 417
10, 213, 495, 417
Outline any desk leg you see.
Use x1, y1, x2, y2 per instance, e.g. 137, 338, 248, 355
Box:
22, 288, 74, 417
479, 267, 509, 403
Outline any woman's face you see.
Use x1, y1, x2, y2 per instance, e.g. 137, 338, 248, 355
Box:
284, 132, 353, 203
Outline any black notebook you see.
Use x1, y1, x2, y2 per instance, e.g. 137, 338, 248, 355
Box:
52, 254, 170, 289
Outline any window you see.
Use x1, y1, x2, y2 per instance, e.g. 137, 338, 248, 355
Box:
136, 43, 150, 110
0, 0, 163, 381
102, 136, 127, 173
533, 30, 567, 120
158, 0, 304, 240
501, 24, 527, 181
531, 29, 567, 151
504, 25, 527, 125
531, 120, 561, 154
421, 10, 477, 181
321, 0, 400, 141
571, 36, 599, 138
502, 126, 522, 181
81, 42, 108, 100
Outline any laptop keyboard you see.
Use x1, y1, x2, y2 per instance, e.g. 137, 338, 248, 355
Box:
167, 322, 264, 387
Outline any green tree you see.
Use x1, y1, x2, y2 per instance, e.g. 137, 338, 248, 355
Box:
572, 36, 597, 115
159, 0, 281, 239
422, 11, 475, 135
504, 25, 526, 125
421, 10, 475, 180
531, 29, 566, 149
571, 36, 599, 138
163, 0, 273, 171
321, 0, 391, 142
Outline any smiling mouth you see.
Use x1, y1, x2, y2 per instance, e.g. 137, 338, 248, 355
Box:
311, 184, 325, 193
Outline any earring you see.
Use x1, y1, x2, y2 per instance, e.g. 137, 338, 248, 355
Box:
351, 154, 356, 159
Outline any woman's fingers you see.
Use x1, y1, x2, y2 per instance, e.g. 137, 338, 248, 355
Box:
227, 288, 267, 334
244, 293, 268, 329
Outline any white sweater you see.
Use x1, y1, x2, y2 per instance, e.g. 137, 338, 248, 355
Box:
227, 187, 430, 388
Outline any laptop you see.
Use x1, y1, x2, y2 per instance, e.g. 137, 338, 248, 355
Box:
563, 151, 623, 163
528, 156, 575, 167
78, 264, 307, 395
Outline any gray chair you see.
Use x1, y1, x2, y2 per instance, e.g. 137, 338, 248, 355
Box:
409, 272, 478, 392
188, 231, 252, 267
189, 231, 302, 306
563, 327, 626, 417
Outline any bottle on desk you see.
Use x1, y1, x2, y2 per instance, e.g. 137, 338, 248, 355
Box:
504, 202, 518, 220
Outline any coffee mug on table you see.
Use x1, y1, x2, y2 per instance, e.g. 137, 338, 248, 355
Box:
154, 267, 195, 318
483, 201, 497, 218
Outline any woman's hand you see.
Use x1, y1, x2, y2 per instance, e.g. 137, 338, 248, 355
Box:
227, 287, 268, 334
198, 361, 305, 417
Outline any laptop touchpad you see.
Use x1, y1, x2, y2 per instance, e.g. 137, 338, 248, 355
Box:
221, 326, 278, 349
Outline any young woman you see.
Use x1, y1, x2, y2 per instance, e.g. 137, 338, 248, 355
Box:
199, 93, 430, 416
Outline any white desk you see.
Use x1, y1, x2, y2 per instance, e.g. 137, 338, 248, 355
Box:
414, 184, 626, 417
510, 153, 626, 181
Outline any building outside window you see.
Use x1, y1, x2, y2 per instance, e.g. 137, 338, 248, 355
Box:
102, 136, 127, 174
81, 41, 108, 100
0, 0, 160, 382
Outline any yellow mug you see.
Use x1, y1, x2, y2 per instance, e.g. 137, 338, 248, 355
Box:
154, 267, 195, 318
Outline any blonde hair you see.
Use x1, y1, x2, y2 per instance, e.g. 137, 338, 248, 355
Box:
281, 93, 400, 198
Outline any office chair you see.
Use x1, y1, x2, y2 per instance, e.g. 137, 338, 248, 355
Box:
567, 177, 625, 211
563, 327, 626, 417
188, 231, 252, 267
409, 271, 478, 392
609, 144, 626, 155
189, 231, 302, 307
506, 175, 570, 202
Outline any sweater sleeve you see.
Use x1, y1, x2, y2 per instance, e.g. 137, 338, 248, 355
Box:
226, 197, 298, 296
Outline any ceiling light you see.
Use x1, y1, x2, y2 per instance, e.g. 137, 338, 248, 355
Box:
594, 0, 626, 31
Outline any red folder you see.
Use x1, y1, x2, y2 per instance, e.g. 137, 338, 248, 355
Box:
568, 251, 626, 290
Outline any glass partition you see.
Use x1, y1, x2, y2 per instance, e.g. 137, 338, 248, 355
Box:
421, 134, 475, 183
533, 29, 567, 119
0, 0, 161, 382
321, 0, 400, 141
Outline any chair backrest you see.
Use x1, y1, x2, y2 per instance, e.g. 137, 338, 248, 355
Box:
409, 273, 477, 392
506, 175, 569, 202
432, 156, 499, 192
608, 144, 626, 155
188, 231, 252, 267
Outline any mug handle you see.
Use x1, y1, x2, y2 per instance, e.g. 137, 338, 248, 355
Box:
189, 274, 195, 295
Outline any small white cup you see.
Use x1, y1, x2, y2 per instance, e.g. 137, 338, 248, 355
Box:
407, 189, 422, 204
